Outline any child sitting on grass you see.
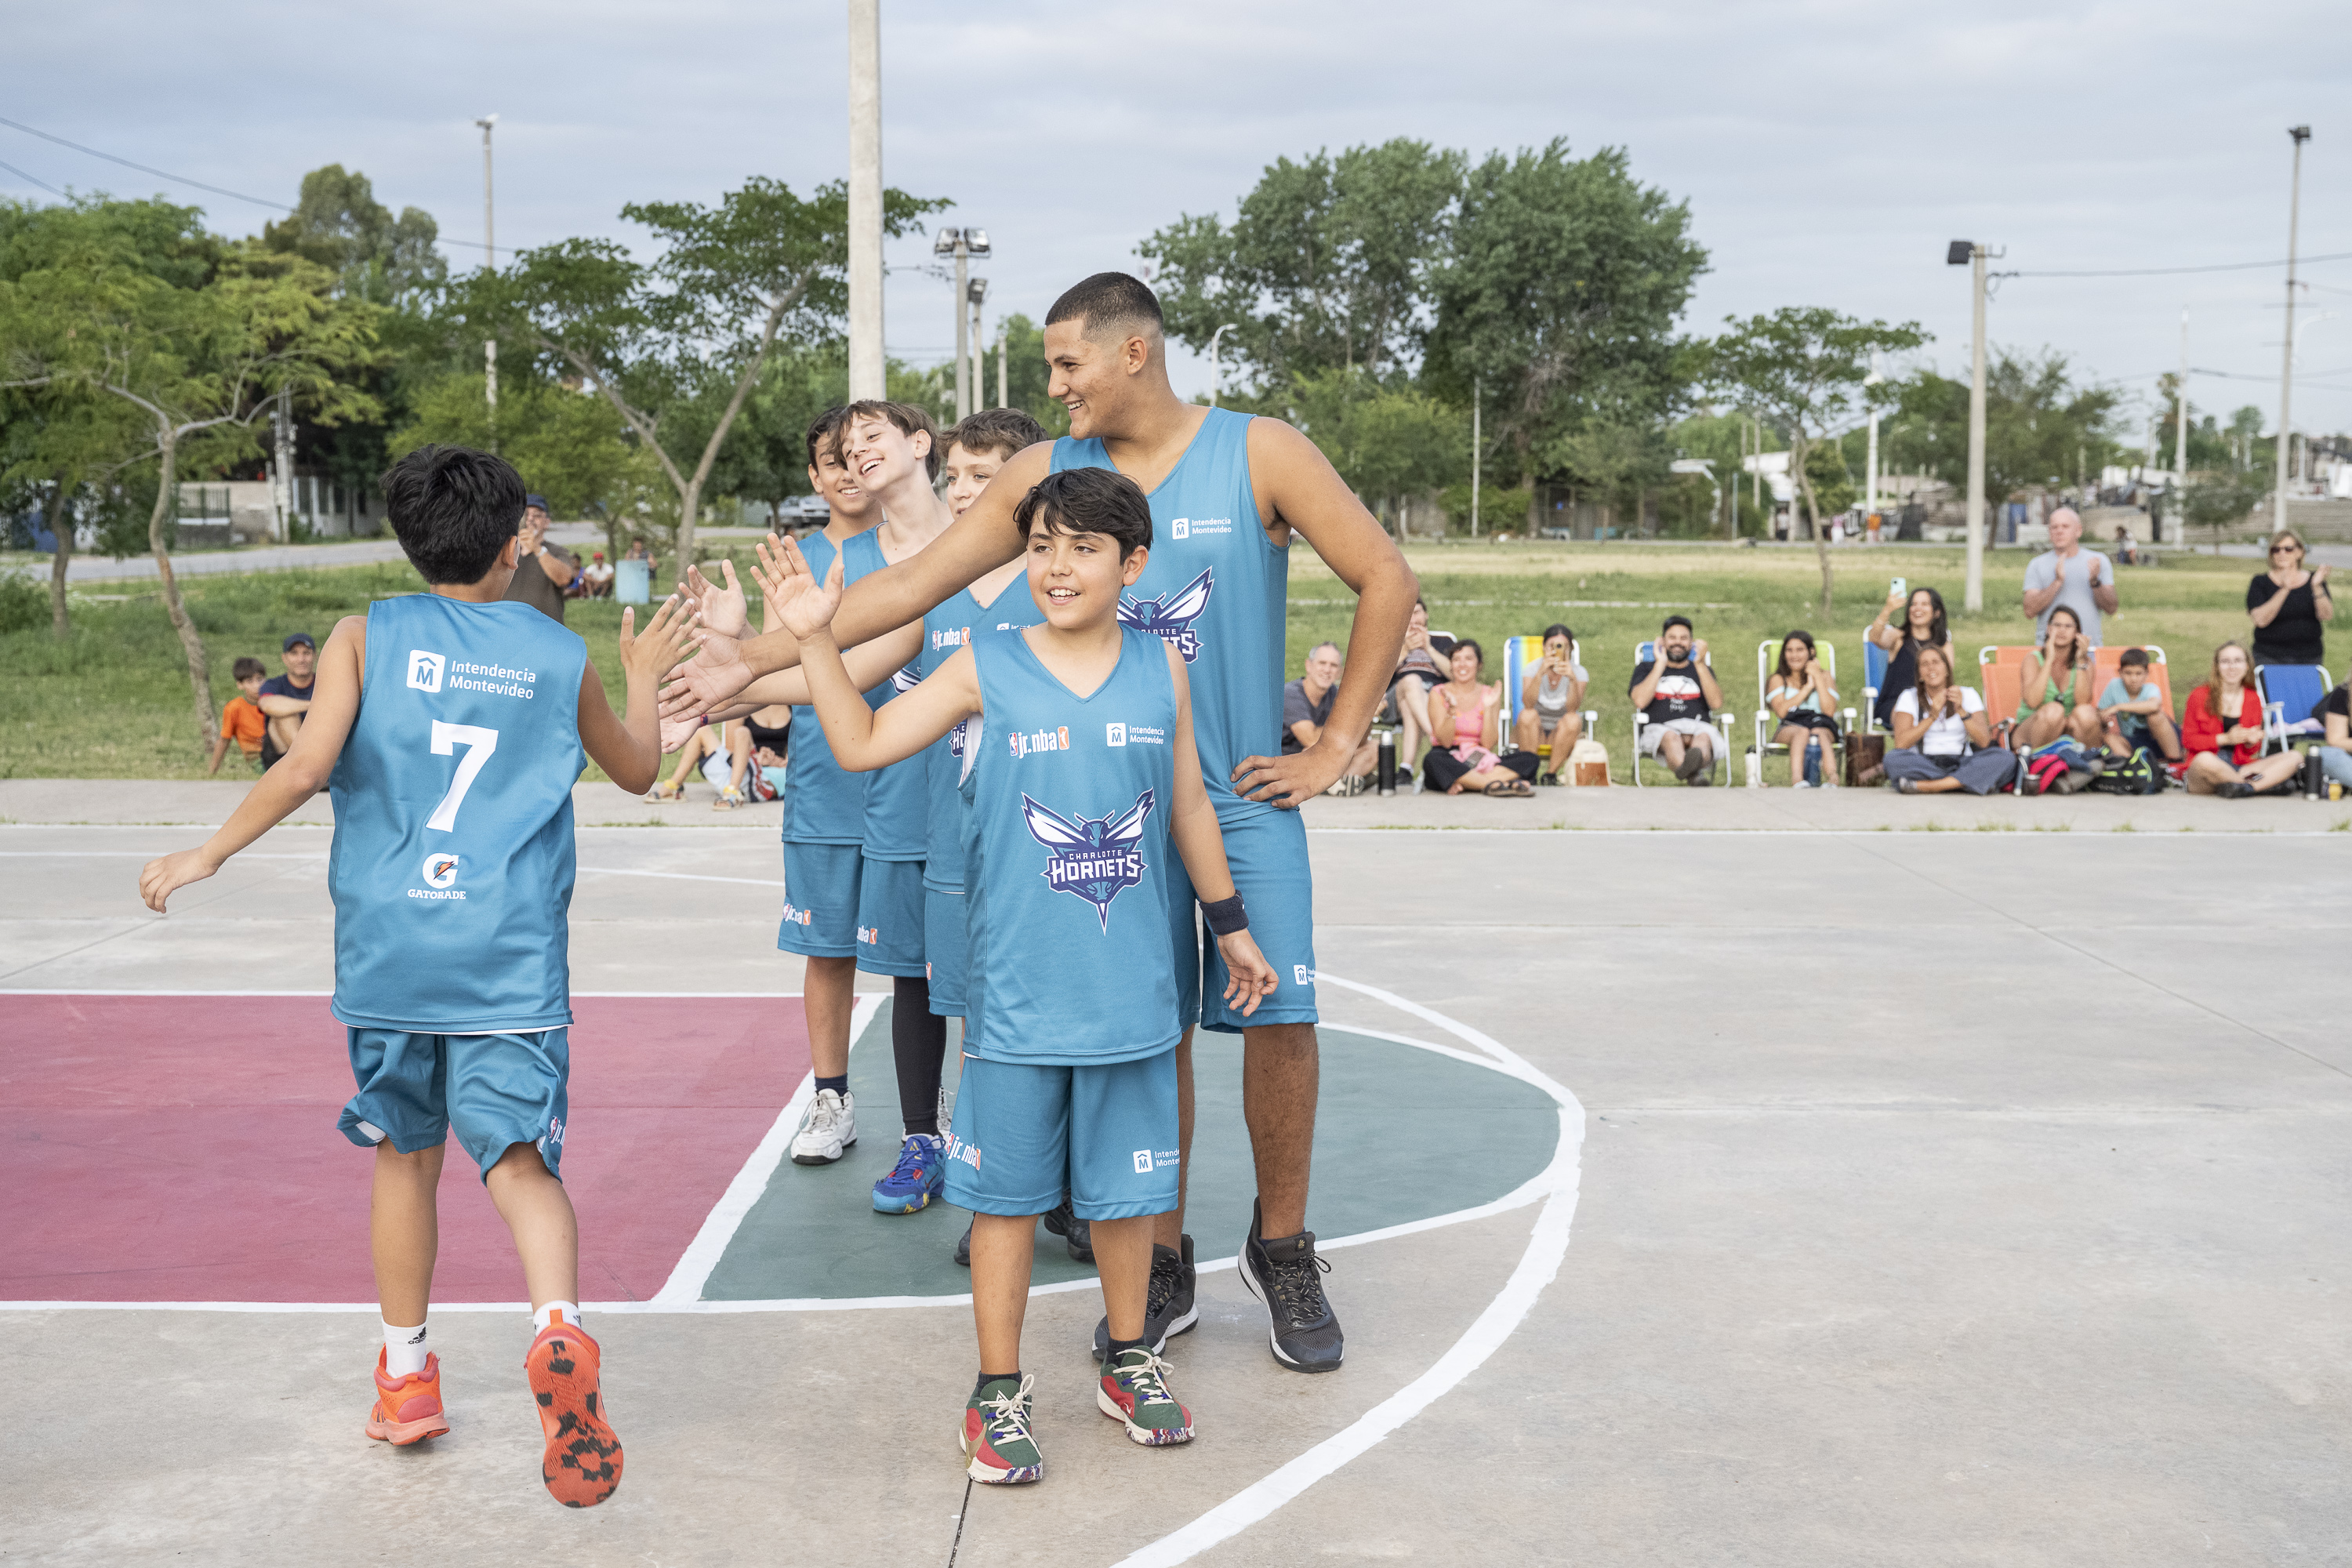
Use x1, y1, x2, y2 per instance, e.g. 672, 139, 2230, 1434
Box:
207, 658, 270, 774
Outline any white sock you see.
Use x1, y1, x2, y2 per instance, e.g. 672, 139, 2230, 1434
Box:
383, 1319, 429, 1378
533, 1300, 581, 1334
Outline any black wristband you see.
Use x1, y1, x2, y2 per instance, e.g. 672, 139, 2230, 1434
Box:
1201, 894, 1247, 936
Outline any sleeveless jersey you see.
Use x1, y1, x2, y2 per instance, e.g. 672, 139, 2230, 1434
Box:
328, 594, 587, 1033
779, 528, 890, 845
1051, 407, 1285, 826
961, 626, 1180, 1065
920, 578, 1041, 892
861, 647, 928, 862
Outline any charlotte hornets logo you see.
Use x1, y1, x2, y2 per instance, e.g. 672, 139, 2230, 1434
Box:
890, 663, 921, 695
1022, 789, 1154, 932
1119, 569, 1213, 663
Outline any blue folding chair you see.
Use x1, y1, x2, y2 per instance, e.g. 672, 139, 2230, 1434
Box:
2256, 663, 2332, 755
1862, 636, 1890, 734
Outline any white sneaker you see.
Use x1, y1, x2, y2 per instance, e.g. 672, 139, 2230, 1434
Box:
790, 1088, 857, 1165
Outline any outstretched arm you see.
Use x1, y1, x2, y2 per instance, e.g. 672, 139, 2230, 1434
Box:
1228, 420, 1417, 808
580, 594, 697, 795
770, 537, 978, 771
1163, 644, 1277, 1017
140, 615, 367, 911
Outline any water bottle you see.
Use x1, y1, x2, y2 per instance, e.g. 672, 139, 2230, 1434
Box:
1744, 746, 1761, 788
1804, 737, 1823, 786
2304, 749, 2325, 800
1376, 731, 1397, 796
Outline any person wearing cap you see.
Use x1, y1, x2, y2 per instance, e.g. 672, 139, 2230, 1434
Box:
580, 551, 615, 601
257, 631, 318, 766
500, 493, 579, 622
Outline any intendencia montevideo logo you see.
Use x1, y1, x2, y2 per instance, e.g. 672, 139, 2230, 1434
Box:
1021, 790, 1153, 932
405, 648, 537, 699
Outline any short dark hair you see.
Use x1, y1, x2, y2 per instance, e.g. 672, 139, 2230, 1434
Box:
1661, 614, 1694, 636
844, 399, 943, 480
232, 656, 266, 681
805, 407, 848, 470
1045, 272, 1163, 342
2119, 646, 2151, 670
380, 444, 526, 585
1013, 468, 1152, 560
946, 406, 1047, 464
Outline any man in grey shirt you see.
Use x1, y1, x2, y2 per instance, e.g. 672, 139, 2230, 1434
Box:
2021, 506, 2118, 645
499, 493, 579, 622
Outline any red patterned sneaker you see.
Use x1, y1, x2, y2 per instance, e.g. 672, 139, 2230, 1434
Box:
524, 1316, 623, 1507
365, 1349, 452, 1446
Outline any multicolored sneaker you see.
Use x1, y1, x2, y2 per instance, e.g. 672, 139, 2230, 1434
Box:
872, 1133, 946, 1214
524, 1316, 622, 1508
364, 1348, 451, 1446
1097, 1348, 1194, 1447
962, 1374, 1043, 1484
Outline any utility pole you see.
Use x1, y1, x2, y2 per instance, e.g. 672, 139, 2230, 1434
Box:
1207, 323, 1236, 408
933, 227, 989, 420
967, 275, 987, 423
846, 0, 884, 401
1950, 239, 1990, 612
995, 327, 1007, 409
2276, 125, 2311, 533
2172, 309, 2190, 545
1471, 376, 1481, 538
1863, 358, 1886, 532
476, 114, 498, 437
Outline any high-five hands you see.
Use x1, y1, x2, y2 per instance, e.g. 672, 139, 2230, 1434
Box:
762, 536, 848, 642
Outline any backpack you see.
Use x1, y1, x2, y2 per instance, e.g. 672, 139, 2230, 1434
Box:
2088, 746, 2162, 795
2019, 752, 2074, 796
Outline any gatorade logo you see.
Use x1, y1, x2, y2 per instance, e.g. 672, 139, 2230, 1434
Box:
406, 650, 446, 692
421, 854, 459, 888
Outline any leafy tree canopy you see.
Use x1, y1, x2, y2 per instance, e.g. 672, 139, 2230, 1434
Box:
263, 165, 445, 304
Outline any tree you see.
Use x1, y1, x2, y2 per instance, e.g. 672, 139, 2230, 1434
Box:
486, 176, 942, 564
1708, 307, 1928, 614
1881, 351, 2124, 524
391, 372, 655, 550
1425, 141, 1708, 533
2181, 468, 2267, 554
993, 314, 1069, 438
262, 165, 445, 303
1142, 140, 1463, 390
1283, 368, 1465, 539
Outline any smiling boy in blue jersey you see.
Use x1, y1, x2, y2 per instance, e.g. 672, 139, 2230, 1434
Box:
768, 466, 1278, 1484
663, 274, 1418, 1376
139, 445, 688, 1509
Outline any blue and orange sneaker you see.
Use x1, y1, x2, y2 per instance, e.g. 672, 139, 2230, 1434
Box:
872, 1133, 945, 1214
524, 1315, 622, 1508
1098, 1347, 1194, 1446
963, 1374, 1043, 1484
364, 1348, 451, 1446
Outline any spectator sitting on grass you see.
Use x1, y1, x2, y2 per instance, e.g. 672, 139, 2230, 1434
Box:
2014, 604, 2103, 750
1515, 623, 1587, 784
1630, 615, 1722, 785
1424, 640, 1537, 797
1886, 644, 2017, 795
2096, 648, 2184, 763
650, 719, 754, 808
1285, 641, 1376, 794
581, 552, 615, 599
2183, 641, 2303, 798
1388, 599, 1456, 782
209, 658, 270, 775
1766, 630, 1841, 787
256, 632, 315, 767
1867, 586, 1955, 730
2314, 673, 2352, 793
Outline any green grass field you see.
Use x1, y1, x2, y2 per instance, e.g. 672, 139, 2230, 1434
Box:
0, 543, 2292, 782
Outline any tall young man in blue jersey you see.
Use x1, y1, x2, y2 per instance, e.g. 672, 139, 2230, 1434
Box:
769, 465, 1278, 1483
139, 445, 688, 1508
666, 274, 1417, 1373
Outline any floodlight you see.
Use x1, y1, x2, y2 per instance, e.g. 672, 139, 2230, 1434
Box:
1946, 241, 1973, 266
965, 228, 990, 256
933, 227, 960, 256
968, 277, 989, 305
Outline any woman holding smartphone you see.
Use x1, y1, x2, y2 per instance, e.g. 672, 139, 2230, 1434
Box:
1514, 623, 1587, 784
1868, 582, 1956, 730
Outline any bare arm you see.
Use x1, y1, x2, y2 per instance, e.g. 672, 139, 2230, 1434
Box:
1693, 653, 1724, 710
1228, 419, 1418, 808
2315, 566, 2335, 622
256, 692, 310, 717
1629, 662, 1664, 706
770, 538, 976, 771
1962, 702, 1994, 748
2089, 556, 2118, 615
535, 546, 578, 590
1889, 699, 1932, 751
2249, 579, 2292, 629
578, 596, 696, 795
2023, 562, 2065, 617
1163, 643, 1277, 1018
2326, 710, 2350, 751
1811, 665, 1838, 707
140, 616, 367, 910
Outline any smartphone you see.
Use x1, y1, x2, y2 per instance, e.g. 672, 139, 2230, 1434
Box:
1889, 575, 1907, 599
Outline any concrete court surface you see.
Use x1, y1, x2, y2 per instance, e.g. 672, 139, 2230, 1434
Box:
2, 804, 2350, 1566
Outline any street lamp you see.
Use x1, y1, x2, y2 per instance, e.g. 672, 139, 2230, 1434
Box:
1207, 322, 1237, 408
935, 226, 991, 420
966, 274, 989, 421
1949, 239, 1991, 611
2275, 125, 2312, 532
1862, 358, 1886, 531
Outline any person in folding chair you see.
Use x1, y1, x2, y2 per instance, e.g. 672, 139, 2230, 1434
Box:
1515, 623, 1587, 785
1425, 640, 1537, 797
1765, 630, 1841, 787
1630, 615, 1722, 785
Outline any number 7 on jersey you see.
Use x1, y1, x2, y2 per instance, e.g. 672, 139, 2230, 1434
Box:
426, 721, 499, 833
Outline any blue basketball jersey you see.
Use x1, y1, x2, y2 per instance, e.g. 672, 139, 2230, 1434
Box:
961, 626, 1180, 1065
861, 650, 927, 862
1051, 408, 1285, 826
328, 594, 587, 1033
779, 528, 889, 845
920, 578, 1041, 892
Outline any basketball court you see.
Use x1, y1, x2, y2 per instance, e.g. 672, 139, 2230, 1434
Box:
5, 800, 2349, 1564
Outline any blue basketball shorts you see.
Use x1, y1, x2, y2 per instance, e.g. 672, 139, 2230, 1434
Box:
339, 1027, 570, 1184
855, 856, 927, 978
944, 1048, 1179, 1222
924, 887, 969, 1017
779, 840, 863, 958
1163, 807, 1319, 1034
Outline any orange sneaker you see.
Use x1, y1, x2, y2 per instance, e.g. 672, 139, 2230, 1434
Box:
524, 1316, 622, 1508
365, 1349, 452, 1446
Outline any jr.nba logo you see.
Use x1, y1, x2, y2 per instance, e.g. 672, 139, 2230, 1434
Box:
407, 651, 445, 692
1119, 569, 1213, 664
1022, 789, 1154, 932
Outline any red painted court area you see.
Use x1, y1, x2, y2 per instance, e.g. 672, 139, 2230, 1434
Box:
1, 994, 804, 1304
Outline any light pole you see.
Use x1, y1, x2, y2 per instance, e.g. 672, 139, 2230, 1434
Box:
846, 0, 884, 401
1862, 359, 1886, 531
967, 273, 989, 423
2275, 125, 2312, 532
1950, 239, 1990, 612
2172, 310, 2189, 543
1208, 323, 1237, 408
933, 227, 989, 420
475, 114, 497, 433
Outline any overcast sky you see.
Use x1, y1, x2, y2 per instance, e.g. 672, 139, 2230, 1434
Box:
6, 1, 2349, 439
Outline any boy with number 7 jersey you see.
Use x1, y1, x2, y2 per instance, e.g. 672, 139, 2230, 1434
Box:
765, 466, 1278, 1484
138, 445, 691, 1509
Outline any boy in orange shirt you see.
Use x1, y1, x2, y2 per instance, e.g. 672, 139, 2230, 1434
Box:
209, 658, 270, 774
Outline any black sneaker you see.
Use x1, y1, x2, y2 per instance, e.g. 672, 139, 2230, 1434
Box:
1042, 1196, 1094, 1263
1091, 1235, 1198, 1358
954, 1220, 972, 1267
1239, 1200, 1343, 1372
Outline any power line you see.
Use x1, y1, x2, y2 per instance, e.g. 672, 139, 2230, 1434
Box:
2014, 250, 2352, 279
0, 156, 64, 198
0, 113, 497, 253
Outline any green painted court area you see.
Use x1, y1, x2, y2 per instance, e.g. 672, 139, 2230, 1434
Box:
701, 1006, 1559, 1301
